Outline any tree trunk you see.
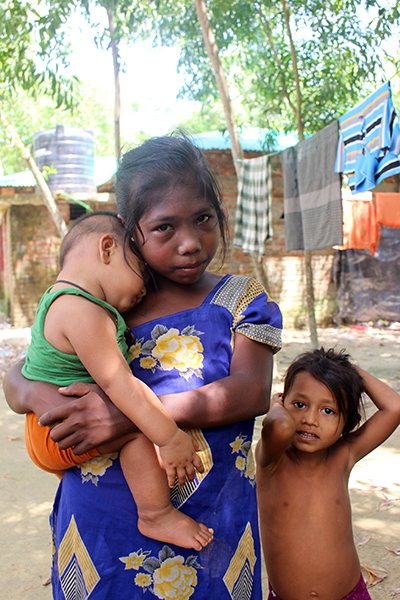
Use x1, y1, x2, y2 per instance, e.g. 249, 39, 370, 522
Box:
107, 9, 121, 159
304, 250, 318, 347
0, 110, 68, 238
281, 0, 318, 347
193, 0, 271, 289
193, 0, 243, 176
250, 253, 269, 292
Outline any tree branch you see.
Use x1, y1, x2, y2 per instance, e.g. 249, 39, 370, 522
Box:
193, 0, 243, 176
0, 110, 68, 238
107, 8, 121, 159
258, 5, 297, 117
281, 0, 304, 141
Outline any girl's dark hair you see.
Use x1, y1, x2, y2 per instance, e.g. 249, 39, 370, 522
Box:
283, 347, 365, 437
115, 132, 229, 264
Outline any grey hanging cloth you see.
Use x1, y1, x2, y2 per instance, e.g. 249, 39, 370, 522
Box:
281, 121, 343, 251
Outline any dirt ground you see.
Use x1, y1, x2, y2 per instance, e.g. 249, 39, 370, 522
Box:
1, 322, 400, 599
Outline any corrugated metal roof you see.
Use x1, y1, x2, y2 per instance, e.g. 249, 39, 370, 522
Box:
0, 171, 36, 188
191, 128, 298, 151
0, 156, 118, 189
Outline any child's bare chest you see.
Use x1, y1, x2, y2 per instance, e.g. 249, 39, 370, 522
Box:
257, 452, 354, 557
263, 457, 348, 508
257, 452, 361, 598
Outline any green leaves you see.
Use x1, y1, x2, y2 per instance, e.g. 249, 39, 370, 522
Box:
0, 0, 75, 106
152, 0, 398, 136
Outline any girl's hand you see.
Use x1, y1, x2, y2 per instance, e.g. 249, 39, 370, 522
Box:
39, 382, 138, 455
158, 429, 204, 488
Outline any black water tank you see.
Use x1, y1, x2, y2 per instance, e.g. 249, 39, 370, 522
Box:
33, 125, 96, 195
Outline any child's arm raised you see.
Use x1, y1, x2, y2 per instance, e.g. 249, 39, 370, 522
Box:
349, 366, 400, 463
255, 393, 296, 469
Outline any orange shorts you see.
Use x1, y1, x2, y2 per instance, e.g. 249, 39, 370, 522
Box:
25, 412, 99, 479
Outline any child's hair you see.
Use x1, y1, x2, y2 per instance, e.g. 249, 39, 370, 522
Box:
283, 347, 365, 437
59, 210, 143, 272
115, 132, 229, 264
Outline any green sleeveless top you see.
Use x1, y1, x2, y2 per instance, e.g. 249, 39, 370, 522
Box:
22, 286, 131, 385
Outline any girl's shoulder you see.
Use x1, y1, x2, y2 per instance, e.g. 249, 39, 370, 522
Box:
210, 274, 268, 306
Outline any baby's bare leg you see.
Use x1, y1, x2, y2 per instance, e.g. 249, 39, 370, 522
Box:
119, 434, 213, 551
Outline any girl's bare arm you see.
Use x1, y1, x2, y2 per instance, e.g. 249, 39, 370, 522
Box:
159, 333, 274, 429
349, 366, 400, 463
3, 360, 138, 455
3, 359, 68, 416
8, 333, 274, 454
255, 393, 296, 469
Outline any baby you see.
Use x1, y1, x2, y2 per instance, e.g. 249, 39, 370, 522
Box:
23, 210, 213, 551
256, 347, 400, 600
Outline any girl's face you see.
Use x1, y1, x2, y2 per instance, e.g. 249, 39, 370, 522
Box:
283, 371, 345, 455
135, 184, 220, 285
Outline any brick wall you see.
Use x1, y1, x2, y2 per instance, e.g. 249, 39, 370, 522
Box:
206, 150, 400, 329
2, 152, 399, 328
7, 199, 117, 327
206, 150, 337, 328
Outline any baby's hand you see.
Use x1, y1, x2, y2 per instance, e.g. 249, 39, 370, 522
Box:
159, 429, 204, 488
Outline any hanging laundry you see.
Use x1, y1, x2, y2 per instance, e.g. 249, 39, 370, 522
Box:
281, 121, 343, 251
335, 81, 400, 194
375, 193, 400, 227
233, 154, 272, 255
371, 192, 400, 254
334, 196, 377, 253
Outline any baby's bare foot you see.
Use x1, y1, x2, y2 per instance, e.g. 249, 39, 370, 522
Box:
138, 505, 214, 551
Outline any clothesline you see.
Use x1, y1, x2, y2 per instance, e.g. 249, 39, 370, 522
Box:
233, 79, 400, 256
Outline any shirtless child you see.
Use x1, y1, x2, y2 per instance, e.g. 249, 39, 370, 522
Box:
255, 347, 400, 600
23, 211, 213, 551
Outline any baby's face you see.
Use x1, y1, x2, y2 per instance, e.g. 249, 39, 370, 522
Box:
106, 246, 147, 314
283, 371, 344, 454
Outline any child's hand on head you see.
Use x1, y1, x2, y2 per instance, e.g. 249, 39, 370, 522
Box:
270, 392, 284, 409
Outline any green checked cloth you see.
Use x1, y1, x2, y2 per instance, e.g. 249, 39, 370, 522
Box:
233, 154, 272, 255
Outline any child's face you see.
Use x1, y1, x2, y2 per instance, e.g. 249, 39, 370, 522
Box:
283, 371, 345, 454
134, 184, 220, 285
106, 245, 146, 314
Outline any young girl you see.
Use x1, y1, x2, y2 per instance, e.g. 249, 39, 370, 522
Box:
4, 133, 282, 600
23, 210, 212, 551
255, 347, 400, 600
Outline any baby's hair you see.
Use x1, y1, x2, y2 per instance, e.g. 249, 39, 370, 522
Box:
115, 132, 229, 264
59, 210, 143, 272
283, 347, 365, 437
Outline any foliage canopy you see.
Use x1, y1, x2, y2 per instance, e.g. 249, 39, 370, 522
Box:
153, 0, 400, 136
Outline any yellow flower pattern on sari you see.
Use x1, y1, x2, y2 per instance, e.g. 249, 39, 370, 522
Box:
120, 549, 149, 570
230, 434, 255, 486
135, 572, 152, 587
128, 340, 141, 361
79, 453, 118, 485
130, 325, 204, 381
120, 545, 201, 599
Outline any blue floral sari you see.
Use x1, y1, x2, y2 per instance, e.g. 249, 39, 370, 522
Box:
50, 275, 282, 600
